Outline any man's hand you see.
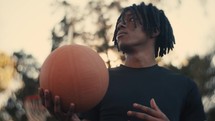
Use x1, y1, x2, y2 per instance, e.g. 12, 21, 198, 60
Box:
54, 96, 80, 121
39, 88, 81, 121
127, 98, 170, 121
39, 88, 54, 114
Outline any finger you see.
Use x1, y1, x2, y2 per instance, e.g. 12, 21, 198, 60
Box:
150, 98, 160, 111
54, 96, 66, 120
67, 103, 75, 115
127, 110, 158, 121
132, 103, 159, 118
38, 88, 44, 97
38, 88, 45, 105
150, 99, 169, 119
54, 96, 61, 114
71, 114, 80, 121
54, 97, 77, 121
66, 103, 75, 121
44, 89, 51, 108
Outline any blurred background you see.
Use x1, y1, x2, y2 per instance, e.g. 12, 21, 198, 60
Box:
0, 0, 215, 120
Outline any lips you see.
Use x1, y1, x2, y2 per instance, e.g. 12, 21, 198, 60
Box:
116, 31, 127, 39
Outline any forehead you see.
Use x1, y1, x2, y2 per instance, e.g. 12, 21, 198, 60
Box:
121, 10, 133, 18
118, 10, 134, 23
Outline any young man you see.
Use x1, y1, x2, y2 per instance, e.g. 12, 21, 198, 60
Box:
40, 2, 206, 121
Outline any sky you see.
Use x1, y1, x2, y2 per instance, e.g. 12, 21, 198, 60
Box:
0, 0, 215, 67
0, 0, 54, 64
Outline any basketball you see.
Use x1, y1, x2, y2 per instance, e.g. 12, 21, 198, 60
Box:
39, 44, 109, 113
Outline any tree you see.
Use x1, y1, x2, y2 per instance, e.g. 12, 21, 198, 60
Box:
165, 54, 215, 96
164, 52, 215, 120
50, 0, 127, 68
0, 50, 43, 121
0, 52, 18, 92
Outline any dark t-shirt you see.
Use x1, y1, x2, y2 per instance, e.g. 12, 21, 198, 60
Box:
81, 64, 206, 121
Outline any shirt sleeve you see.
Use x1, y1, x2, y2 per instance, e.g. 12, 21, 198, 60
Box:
180, 80, 206, 121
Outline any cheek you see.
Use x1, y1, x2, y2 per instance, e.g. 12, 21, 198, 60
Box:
130, 33, 144, 41
132, 30, 146, 40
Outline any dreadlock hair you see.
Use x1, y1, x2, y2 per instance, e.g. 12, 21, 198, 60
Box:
112, 2, 175, 57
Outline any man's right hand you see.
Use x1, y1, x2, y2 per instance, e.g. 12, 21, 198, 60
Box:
39, 88, 81, 121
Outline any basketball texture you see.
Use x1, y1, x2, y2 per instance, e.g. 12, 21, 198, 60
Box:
39, 44, 109, 113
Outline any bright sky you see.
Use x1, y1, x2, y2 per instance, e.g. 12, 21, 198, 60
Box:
0, 0, 54, 64
0, 0, 215, 67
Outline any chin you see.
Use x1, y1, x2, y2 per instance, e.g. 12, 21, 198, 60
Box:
119, 43, 134, 53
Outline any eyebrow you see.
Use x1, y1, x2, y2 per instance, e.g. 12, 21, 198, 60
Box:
124, 11, 133, 17
118, 11, 133, 22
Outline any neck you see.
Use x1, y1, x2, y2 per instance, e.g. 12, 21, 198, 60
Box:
124, 53, 156, 68
124, 43, 157, 68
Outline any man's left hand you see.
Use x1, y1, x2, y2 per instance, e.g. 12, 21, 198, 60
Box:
127, 98, 170, 121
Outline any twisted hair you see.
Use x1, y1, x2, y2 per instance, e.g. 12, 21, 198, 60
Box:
112, 2, 175, 57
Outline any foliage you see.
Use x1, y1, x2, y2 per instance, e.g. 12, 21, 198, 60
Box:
0, 52, 17, 91
50, 0, 126, 68
165, 53, 215, 97
164, 52, 215, 121
0, 50, 41, 121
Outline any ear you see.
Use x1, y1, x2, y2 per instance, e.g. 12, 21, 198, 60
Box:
151, 29, 160, 38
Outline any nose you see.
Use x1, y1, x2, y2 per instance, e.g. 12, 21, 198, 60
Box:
117, 20, 126, 30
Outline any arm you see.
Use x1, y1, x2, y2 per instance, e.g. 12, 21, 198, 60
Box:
127, 98, 170, 121
180, 81, 206, 121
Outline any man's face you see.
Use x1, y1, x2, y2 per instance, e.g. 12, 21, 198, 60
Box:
116, 11, 149, 53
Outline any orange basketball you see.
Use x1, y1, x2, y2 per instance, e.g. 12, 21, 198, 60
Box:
39, 44, 109, 113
